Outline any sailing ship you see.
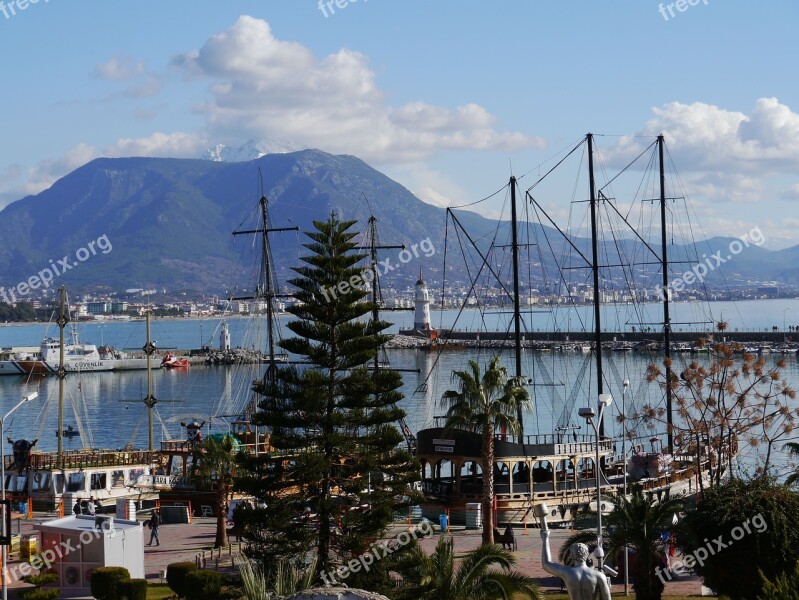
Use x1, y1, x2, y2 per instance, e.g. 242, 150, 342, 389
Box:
151, 179, 288, 502
5, 288, 158, 511
416, 134, 732, 525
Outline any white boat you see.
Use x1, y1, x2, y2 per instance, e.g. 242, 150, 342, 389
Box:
0, 332, 153, 376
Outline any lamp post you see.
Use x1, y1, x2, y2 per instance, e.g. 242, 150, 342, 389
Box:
579, 392, 613, 571
1, 392, 38, 600
621, 378, 630, 595
784, 308, 790, 343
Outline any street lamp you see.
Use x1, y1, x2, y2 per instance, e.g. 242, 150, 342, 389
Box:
621, 378, 630, 595
579, 392, 613, 571
784, 308, 791, 343
1, 391, 38, 600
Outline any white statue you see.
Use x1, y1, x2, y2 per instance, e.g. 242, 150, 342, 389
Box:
536, 504, 611, 600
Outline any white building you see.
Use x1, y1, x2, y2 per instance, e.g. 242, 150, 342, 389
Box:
414, 270, 433, 333
34, 515, 144, 598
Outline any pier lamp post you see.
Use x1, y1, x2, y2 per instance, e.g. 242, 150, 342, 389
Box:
784, 308, 791, 343
621, 378, 630, 595
1, 391, 38, 600
579, 392, 613, 571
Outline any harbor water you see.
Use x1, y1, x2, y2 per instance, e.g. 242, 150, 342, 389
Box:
1, 298, 798, 477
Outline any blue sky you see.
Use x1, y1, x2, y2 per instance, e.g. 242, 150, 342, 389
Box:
2, 1, 799, 246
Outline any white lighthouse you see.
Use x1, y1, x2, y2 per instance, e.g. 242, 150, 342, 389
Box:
414, 270, 432, 333
220, 321, 231, 351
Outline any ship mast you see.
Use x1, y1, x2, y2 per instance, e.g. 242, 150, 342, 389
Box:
509, 176, 524, 443
232, 181, 298, 396
56, 286, 69, 460
658, 134, 674, 455
143, 311, 157, 451
587, 133, 606, 436
360, 215, 418, 452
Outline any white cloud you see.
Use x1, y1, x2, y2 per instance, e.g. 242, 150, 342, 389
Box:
103, 132, 206, 158
604, 98, 799, 174
782, 184, 799, 201
93, 54, 162, 99
93, 55, 146, 82
172, 16, 542, 163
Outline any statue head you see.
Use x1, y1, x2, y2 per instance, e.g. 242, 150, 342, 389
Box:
570, 542, 589, 564
10, 438, 37, 473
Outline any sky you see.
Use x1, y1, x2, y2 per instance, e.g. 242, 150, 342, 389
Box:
2, 1, 799, 247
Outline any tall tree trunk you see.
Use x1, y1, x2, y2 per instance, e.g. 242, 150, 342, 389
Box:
481, 429, 494, 545
215, 490, 228, 548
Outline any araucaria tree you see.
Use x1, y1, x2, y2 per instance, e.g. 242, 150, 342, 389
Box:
440, 356, 530, 545
236, 215, 419, 578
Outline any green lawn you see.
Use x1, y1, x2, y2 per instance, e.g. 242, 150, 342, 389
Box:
146, 583, 175, 599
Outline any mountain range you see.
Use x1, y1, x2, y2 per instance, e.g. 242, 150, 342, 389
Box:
0, 148, 797, 298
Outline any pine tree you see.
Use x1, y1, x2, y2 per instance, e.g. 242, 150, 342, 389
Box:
237, 214, 419, 579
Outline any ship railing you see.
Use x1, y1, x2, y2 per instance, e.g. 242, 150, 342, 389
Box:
493, 434, 612, 456
160, 440, 280, 455
28, 449, 159, 470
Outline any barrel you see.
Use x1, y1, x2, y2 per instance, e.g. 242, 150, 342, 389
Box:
116, 499, 136, 521
20, 536, 37, 562
465, 503, 482, 529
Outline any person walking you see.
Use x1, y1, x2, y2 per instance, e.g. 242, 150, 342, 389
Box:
87, 497, 96, 516
147, 509, 160, 546
73, 499, 81, 516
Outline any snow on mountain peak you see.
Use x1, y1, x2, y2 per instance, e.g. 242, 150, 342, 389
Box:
202, 139, 307, 162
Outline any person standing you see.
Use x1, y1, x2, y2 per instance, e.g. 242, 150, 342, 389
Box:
87, 497, 96, 516
147, 510, 160, 546
73, 499, 81, 516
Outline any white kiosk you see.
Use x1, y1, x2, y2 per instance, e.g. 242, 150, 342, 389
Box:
34, 515, 144, 597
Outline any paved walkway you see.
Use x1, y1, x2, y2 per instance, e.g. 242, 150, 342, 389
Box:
4, 514, 704, 598
406, 524, 705, 596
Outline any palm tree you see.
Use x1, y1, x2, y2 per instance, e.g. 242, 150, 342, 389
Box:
556, 489, 680, 600
392, 536, 541, 600
784, 442, 799, 486
237, 556, 317, 600
440, 356, 530, 545
190, 435, 240, 548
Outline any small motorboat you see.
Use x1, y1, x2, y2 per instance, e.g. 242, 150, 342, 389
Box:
161, 352, 190, 369
58, 426, 80, 438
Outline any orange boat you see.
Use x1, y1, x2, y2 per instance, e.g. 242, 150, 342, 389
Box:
161, 352, 190, 369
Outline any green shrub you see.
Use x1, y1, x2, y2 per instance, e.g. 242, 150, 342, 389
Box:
21, 574, 58, 588
119, 578, 148, 600
167, 561, 198, 597
184, 570, 222, 600
758, 562, 799, 600
677, 478, 799, 600
90, 566, 131, 600
19, 590, 60, 600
